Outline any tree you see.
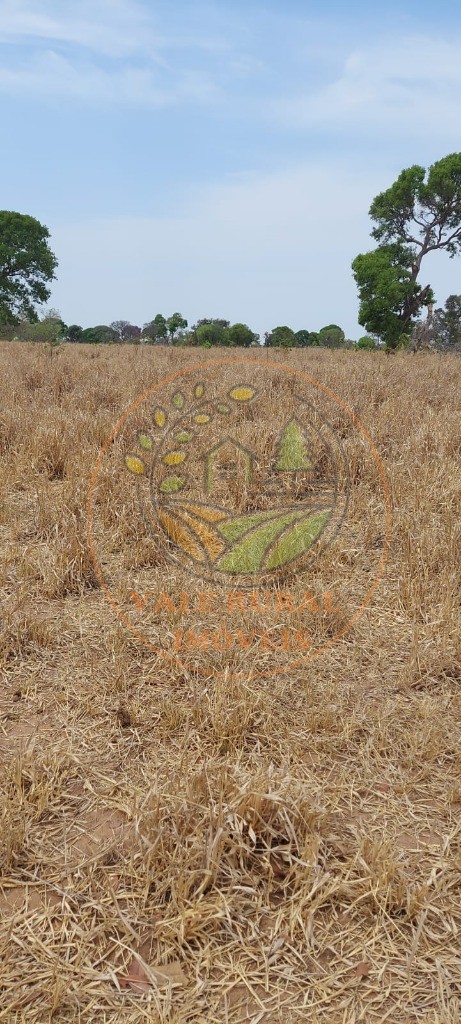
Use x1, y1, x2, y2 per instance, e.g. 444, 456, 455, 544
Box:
14, 307, 66, 343
0, 211, 58, 324
318, 324, 345, 348
166, 312, 188, 344
67, 324, 83, 343
266, 326, 295, 347
227, 323, 258, 347
110, 320, 141, 342
352, 154, 461, 350
356, 335, 376, 350
81, 325, 117, 344
142, 314, 168, 344
192, 319, 229, 346
294, 329, 318, 347
432, 294, 461, 348
191, 319, 230, 346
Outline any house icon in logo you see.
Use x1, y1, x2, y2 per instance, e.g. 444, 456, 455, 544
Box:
202, 438, 253, 495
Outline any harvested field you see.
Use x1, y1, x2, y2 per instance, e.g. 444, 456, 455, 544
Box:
1, 340, 461, 1023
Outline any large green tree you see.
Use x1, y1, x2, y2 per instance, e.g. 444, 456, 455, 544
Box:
352, 154, 461, 350
265, 325, 295, 347
227, 322, 258, 347
0, 211, 58, 324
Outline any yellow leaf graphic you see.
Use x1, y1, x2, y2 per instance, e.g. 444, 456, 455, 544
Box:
195, 384, 204, 398
163, 450, 186, 466
195, 414, 211, 424
173, 508, 226, 561
125, 455, 146, 475
178, 503, 227, 523
158, 511, 205, 562
229, 386, 255, 402
153, 407, 166, 428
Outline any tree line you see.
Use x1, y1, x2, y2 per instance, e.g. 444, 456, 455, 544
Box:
1, 151, 461, 352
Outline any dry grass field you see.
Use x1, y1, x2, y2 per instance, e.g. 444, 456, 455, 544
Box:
1, 340, 461, 1023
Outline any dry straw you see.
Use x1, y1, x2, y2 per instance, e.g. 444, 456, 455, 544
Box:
0, 341, 460, 1022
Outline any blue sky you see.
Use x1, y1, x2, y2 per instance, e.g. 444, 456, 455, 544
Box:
1, 0, 461, 337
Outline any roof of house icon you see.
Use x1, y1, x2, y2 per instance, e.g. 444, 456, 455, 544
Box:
202, 437, 253, 494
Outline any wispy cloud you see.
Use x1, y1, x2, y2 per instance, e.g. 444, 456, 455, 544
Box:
0, 0, 242, 105
0, 0, 161, 58
274, 35, 461, 138
0, 49, 220, 106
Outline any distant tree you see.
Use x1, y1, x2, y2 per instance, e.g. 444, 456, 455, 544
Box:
266, 325, 295, 347
110, 320, 141, 342
81, 325, 117, 344
191, 318, 230, 346
352, 154, 461, 350
318, 324, 345, 348
290, 329, 317, 350
192, 319, 229, 346
110, 320, 130, 341
432, 294, 461, 348
67, 324, 83, 343
142, 314, 167, 343
122, 324, 141, 342
356, 335, 377, 350
193, 318, 230, 330
0, 211, 58, 324
15, 308, 66, 343
227, 323, 258, 347
166, 312, 188, 344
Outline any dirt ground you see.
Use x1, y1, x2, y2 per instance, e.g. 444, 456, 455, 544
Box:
1, 341, 460, 1023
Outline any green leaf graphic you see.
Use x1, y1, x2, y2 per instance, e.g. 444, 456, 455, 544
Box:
264, 511, 329, 570
159, 475, 185, 494
216, 507, 331, 574
216, 510, 306, 573
219, 508, 304, 543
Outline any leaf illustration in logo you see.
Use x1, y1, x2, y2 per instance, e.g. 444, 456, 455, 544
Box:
125, 454, 146, 475
172, 392, 185, 409
178, 502, 227, 524
229, 386, 255, 402
216, 508, 330, 573
219, 508, 295, 542
153, 407, 166, 428
138, 433, 153, 450
163, 451, 186, 466
195, 383, 205, 398
195, 414, 211, 425
265, 510, 329, 569
174, 430, 194, 443
159, 475, 185, 494
217, 510, 304, 573
158, 510, 205, 563
173, 507, 226, 561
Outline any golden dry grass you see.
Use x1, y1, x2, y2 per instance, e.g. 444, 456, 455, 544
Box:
1, 340, 460, 1023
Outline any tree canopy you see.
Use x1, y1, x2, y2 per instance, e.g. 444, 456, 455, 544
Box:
0, 211, 58, 324
352, 154, 461, 350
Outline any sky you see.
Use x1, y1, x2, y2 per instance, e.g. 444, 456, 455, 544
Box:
1, 0, 461, 338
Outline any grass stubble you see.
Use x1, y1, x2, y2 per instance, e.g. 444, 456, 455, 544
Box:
0, 341, 460, 1023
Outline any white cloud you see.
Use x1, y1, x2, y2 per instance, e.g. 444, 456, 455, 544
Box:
0, 0, 234, 104
0, 48, 219, 105
0, 0, 158, 57
274, 35, 461, 139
